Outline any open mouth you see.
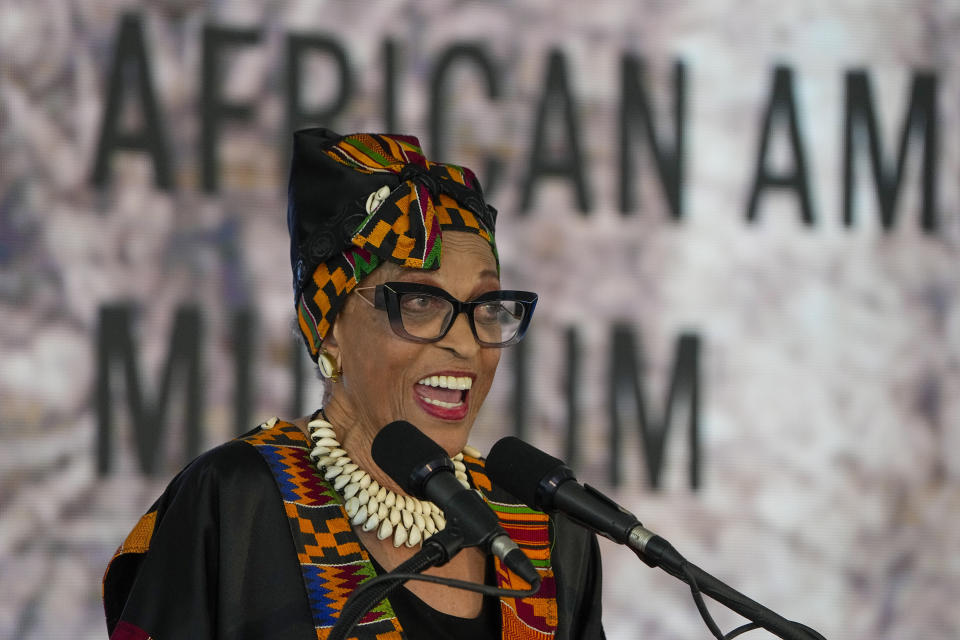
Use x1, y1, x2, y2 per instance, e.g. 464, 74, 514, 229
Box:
414, 374, 473, 419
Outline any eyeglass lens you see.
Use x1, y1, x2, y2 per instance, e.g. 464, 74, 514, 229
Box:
396, 293, 525, 344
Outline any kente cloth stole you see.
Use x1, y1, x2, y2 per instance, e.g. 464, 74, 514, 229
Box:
242, 422, 558, 640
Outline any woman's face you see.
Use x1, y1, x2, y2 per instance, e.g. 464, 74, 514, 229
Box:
325, 231, 502, 457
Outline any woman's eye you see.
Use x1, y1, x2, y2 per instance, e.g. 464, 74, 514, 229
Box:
476, 302, 502, 323
400, 295, 442, 313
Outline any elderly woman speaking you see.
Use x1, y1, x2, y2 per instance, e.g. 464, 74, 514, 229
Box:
103, 130, 605, 639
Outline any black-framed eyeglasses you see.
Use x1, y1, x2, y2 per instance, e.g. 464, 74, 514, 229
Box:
354, 282, 538, 347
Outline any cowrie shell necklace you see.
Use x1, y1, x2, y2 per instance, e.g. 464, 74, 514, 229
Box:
305, 416, 478, 548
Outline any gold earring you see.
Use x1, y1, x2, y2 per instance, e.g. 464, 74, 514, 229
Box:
317, 350, 341, 381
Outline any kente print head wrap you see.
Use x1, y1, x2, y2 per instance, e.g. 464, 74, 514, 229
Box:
288, 128, 499, 361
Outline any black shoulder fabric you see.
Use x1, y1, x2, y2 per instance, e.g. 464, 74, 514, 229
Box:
550, 513, 607, 640
106, 440, 315, 639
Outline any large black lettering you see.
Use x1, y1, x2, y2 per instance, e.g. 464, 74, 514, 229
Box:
843, 71, 938, 232
232, 308, 254, 434
284, 34, 353, 167
520, 50, 591, 214
383, 39, 401, 132
289, 337, 307, 419
90, 12, 172, 190
746, 66, 815, 225
619, 56, 686, 219
564, 327, 580, 468
608, 326, 700, 490
201, 25, 262, 193
429, 43, 503, 194
96, 305, 203, 476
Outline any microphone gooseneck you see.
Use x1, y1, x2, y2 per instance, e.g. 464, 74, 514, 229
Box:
371, 421, 541, 589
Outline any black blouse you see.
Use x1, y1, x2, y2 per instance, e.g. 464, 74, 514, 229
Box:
104, 436, 605, 639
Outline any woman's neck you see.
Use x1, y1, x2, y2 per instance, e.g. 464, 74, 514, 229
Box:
317, 397, 407, 497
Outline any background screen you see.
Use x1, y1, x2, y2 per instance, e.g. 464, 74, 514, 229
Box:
1, 1, 959, 638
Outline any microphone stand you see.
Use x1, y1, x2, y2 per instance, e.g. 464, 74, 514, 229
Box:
328, 529, 464, 640
631, 525, 827, 640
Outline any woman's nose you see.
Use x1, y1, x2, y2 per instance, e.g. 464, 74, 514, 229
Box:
439, 311, 480, 357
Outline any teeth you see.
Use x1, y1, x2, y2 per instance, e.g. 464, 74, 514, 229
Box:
420, 397, 464, 409
417, 375, 473, 390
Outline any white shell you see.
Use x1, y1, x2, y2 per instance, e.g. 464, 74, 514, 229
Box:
452, 452, 464, 461
358, 474, 372, 489
261, 417, 278, 430
375, 487, 386, 502
453, 460, 467, 473
313, 437, 339, 448
307, 418, 334, 429
329, 448, 348, 459
413, 499, 423, 515
393, 524, 407, 548
311, 427, 335, 439
407, 525, 421, 547
389, 507, 401, 526
333, 474, 351, 491
414, 513, 426, 530
378, 503, 388, 520
325, 466, 343, 480
350, 469, 367, 482
317, 456, 336, 468
405, 496, 416, 512
334, 455, 351, 467
462, 445, 482, 458
318, 353, 338, 379
424, 515, 436, 534
343, 482, 360, 499
309, 446, 330, 459
345, 497, 360, 518
384, 492, 396, 508
401, 510, 413, 529
433, 513, 446, 530
351, 505, 368, 526
378, 520, 393, 541
362, 512, 380, 532
357, 489, 370, 505
365, 185, 392, 215
341, 463, 358, 474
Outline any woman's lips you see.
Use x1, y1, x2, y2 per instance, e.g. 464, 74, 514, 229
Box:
413, 374, 472, 421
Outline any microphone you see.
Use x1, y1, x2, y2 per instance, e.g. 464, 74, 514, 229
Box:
488, 438, 829, 640
486, 437, 679, 569
371, 421, 541, 588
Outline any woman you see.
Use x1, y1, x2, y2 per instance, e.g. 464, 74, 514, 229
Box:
103, 129, 605, 639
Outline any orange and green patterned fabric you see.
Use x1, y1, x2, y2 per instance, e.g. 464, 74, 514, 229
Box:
244, 421, 556, 640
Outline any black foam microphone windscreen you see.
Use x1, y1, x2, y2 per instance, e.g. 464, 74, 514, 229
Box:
486, 436, 569, 509
371, 420, 451, 495
371, 422, 542, 587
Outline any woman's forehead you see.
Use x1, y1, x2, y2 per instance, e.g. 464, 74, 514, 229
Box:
438, 232, 498, 268
370, 233, 498, 284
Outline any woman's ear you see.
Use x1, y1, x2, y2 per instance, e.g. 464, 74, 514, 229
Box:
322, 325, 341, 361
317, 326, 342, 381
